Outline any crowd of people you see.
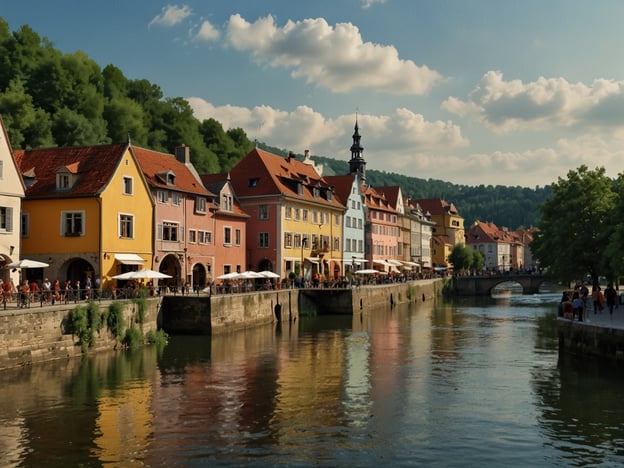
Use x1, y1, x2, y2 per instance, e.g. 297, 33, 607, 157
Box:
0, 276, 102, 307
558, 281, 619, 322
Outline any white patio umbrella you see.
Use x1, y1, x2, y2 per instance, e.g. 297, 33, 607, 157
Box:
238, 271, 264, 279
354, 269, 382, 274
217, 272, 240, 280
6, 259, 49, 269
258, 271, 280, 278
112, 269, 172, 280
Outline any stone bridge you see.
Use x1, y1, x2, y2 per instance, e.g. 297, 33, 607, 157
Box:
451, 274, 546, 296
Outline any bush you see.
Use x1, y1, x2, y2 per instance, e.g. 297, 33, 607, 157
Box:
122, 327, 143, 348
107, 301, 125, 340
146, 329, 169, 346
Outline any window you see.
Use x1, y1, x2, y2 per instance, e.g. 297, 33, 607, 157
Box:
346, 216, 351, 228
285, 206, 292, 219
122, 176, 133, 195
259, 204, 269, 220
224, 226, 232, 245
259, 232, 269, 248
302, 209, 309, 222
297, 182, 304, 195
0, 207, 13, 232
313, 185, 320, 198
119, 214, 134, 238
235, 229, 241, 246
172, 193, 182, 206
21, 213, 29, 238
284, 232, 293, 248
327, 190, 333, 201
57, 174, 71, 190
159, 221, 179, 241
333, 236, 340, 251
157, 190, 168, 203
222, 194, 233, 211
198, 230, 212, 244
334, 214, 340, 226
294, 233, 302, 248
189, 229, 197, 243
62, 211, 83, 236
312, 211, 318, 224
295, 208, 301, 221
195, 197, 207, 213
249, 178, 259, 187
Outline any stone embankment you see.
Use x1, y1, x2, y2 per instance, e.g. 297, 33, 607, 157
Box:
0, 278, 448, 370
557, 308, 624, 361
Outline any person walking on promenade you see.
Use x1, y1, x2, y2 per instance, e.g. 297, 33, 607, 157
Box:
572, 291, 584, 322
592, 285, 605, 314
604, 283, 618, 316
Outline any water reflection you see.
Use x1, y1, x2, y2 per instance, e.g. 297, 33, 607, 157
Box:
1, 295, 624, 465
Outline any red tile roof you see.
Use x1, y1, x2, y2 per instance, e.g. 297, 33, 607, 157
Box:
362, 184, 396, 213
416, 198, 461, 217
199, 173, 249, 218
13, 144, 130, 198
375, 186, 402, 209
229, 148, 344, 209
132, 146, 212, 196
466, 220, 514, 244
324, 173, 358, 206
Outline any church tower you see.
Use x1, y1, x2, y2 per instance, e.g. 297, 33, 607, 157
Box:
348, 118, 366, 183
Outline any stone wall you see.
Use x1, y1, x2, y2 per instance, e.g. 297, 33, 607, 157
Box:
0, 298, 160, 370
558, 319, 624, 361
161, 289, 298, 335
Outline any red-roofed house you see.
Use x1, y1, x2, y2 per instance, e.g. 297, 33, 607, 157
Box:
200, 173, 249, 281
13, 143, 154, 289
362, 185, 400, 273
134, 145, 215, 290
228, 148, 344, 283
415, 198, 465, 268
465, 220, 515, 272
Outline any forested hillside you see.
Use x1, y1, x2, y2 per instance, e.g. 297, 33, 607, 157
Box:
0, 17, 549, 229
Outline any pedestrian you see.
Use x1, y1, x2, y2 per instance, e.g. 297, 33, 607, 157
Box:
592, 285, 604, 314
604, 283, 618, 316
572, 291, 584, 322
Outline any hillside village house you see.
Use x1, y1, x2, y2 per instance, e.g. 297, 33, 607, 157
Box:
0, 117, 25, 286
362, 185, 401, 273
13, 143, 154, 289
406, 199, 435, 272
465, 220, 515, 272
416, 198, 465, 269
228, 148, 344, 284
200, 173, 249, 281
324, 173, 367, 275
134, 145, 215, 290
377, 186, 416, 272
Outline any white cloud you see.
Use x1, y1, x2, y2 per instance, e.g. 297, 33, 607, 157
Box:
225, 14, 442, 95
149, 4, 192, 28
187, 98, 467, 156
362, 0, 387, 9
194, 20, 220, 41
443, 71, 624, 133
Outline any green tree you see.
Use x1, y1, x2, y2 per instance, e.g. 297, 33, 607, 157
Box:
604, 175, 624, 281
104, 96, 148, 145
531, 165, 616, 286
449, 244, 473, 273
471, 250, 485, 272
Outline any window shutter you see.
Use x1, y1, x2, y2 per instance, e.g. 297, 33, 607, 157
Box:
6, 207, 12, 232
180, 226, 184, 242
157, 224, 163, 240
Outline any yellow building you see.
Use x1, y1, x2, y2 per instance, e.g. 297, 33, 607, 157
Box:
228, 149, 344, 283
416, 198, 465, 268
14, 143, 154, 290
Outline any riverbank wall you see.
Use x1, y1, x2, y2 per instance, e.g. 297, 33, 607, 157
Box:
0, 279, 447, 371
0, 299, 160, 370
557, 318, 624, 361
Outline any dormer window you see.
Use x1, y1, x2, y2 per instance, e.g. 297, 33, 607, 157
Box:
313, 182, 320, 199
327, 188, 333, 201
297, 182, 304, 196
157, 170, 176, 186
249, 178, 259, 188
55, 168, 76, 191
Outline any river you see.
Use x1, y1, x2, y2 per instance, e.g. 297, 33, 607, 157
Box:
1, 292, 624, 466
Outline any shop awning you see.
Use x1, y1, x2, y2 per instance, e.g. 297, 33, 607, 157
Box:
114, 253, 146, 265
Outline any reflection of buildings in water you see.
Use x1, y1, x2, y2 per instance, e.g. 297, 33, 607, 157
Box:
0, 416, 26, 463
343, 332, 372, 428
92, 382, 154, 463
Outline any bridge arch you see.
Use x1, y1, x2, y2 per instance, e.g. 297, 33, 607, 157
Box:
452, 274, 547, 296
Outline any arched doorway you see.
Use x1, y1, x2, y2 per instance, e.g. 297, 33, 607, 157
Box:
159, 254, 181, 289
258, 258, 273, 272
192, 263, 207, 290
64, 257, 96, 285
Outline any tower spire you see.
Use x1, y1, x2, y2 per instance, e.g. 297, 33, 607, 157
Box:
348, 116, 366, 183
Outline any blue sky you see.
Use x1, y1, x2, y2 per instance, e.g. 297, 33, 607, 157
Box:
4, 0, 624, 187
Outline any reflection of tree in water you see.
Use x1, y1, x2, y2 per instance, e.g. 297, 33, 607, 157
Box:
532, 318, 624, 465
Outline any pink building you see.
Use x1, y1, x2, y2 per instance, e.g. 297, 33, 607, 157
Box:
134, 145, 214, 290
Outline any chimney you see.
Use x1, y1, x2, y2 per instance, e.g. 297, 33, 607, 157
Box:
175, 145, 190, 164
304, 149, 310, 160
287, 151, 296, 162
